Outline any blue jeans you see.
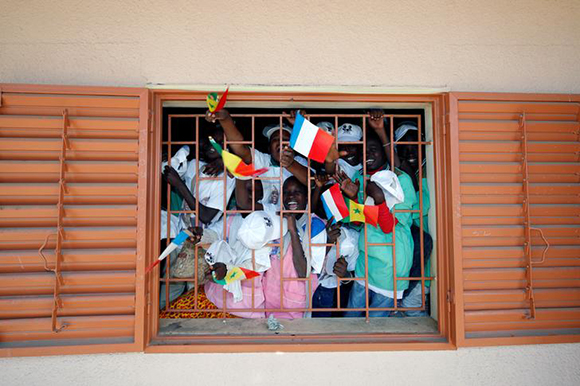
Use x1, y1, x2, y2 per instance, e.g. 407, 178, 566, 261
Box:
344, 282, 394, 318
312, 286, 336, 318
401, 283, 428, 317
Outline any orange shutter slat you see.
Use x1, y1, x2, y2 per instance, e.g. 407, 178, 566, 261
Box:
0, 84, 148, 356
448, 93, 580, 347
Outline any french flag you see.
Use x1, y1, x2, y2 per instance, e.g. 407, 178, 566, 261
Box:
321, 184, 350, 223
290, 112, 335, 163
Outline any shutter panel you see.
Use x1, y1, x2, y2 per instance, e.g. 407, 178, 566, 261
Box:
0, 84, 149, 356
448, 93, 580, 346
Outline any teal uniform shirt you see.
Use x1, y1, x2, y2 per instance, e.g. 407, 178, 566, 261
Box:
353, 169, 417, 293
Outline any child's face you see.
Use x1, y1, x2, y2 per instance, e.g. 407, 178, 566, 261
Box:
283, 178, 307, 211
201, 129, 224, 162
269, 130, 291, 163
340, 144, 362, 166
365, 137, 386, 171
397, 131, 419, 170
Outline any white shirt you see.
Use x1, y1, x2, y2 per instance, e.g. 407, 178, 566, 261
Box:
318, 226, 360, 289
253, 149, 308, 209
182, 159, 235, 225
337, 158, 362, 180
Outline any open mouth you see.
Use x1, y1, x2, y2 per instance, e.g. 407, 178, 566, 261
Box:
366, 158, 375, 165
346, 155, 356, 163
286, 201, 299, 210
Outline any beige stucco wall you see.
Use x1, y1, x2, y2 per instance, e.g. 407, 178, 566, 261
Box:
1, 1, 580, 383
1, 0, 579, 92
1, 344, 580, 385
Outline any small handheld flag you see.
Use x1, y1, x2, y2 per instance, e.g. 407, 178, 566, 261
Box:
146, 229, 192, 273
290, 112, 335, 163
213, 266, 260, 285
321, 184, 349, 223
209, 136, 268, 179
346, 199, 379, 227
206, 88, 229, 113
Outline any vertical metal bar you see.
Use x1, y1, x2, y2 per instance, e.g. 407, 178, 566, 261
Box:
362, 114, 369, 322
389, 115, 397, 311
418, 117, 426, 312
164, 116, 172, 311
193, 116, 200, 310
251, 116, 256, 310
279, 115, 285, 313
222, 117, 229, 319
335, 115, 341, 311
520, 112, 537, 319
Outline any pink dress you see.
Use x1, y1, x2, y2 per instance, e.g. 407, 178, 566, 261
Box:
204, 275, 265, 319
262, 244, 318, 319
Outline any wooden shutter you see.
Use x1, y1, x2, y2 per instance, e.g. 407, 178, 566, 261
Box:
0, 84, 149, 356
448, 92, 580, 346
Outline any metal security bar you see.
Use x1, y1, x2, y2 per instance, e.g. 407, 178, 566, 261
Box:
159, 112, 435, 321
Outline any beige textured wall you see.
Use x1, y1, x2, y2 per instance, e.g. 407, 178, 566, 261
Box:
1, 0, 579, 92
1, 1, 580, 383
1, 344, 580, 385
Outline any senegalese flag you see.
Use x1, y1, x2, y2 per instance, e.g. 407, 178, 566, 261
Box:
213, 266, 260, 285
206, 88, 229, 113
346, 199, 379, 227
209, 137, 268, 179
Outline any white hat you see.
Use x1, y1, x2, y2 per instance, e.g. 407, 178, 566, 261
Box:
337, 123, 362, 142
370, 170, 405, 210
238, 211, 287, 250
316, 121, 335, 134
394, 122, 418, 143
263, 124, 292, 140
204, 240, 236, 265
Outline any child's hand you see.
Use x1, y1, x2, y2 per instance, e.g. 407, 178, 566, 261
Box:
325, 143, 348, 164
163, 165, 182, 186
284, 109, 307, 126
283, 213, 297, 232
314, 173, 330, 188
280, 146, 295, 168
202, 158, 224, 176
211, 262, 227, 281
333, 256, 348, 278
334, 170, 360, 199
205, 109, 230, 123
368, 109, 385, 133
187, 226, 203, 244
325, 218, 342, 244
366, 181, 385, 205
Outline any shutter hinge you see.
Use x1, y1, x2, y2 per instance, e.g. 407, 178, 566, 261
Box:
447, 289, 454, 304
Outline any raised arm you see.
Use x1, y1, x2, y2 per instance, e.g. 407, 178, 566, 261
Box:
368, 110, 400, 168
206, 109, 252, 164
285, 215, 308, 278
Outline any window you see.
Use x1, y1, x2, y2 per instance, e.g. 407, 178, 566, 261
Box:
1, 85, 577, 356
147, 92, 451, 349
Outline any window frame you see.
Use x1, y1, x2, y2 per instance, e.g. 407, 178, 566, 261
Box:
143, 89, 456, 352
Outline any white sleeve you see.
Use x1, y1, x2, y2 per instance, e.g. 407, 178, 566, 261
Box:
183, 159, 199, 193
253, 149, 271, 169
306, 220, 327, 274
341, 227, 360, 271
